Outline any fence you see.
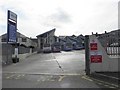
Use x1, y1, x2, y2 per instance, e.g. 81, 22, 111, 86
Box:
97, 30, 120, 56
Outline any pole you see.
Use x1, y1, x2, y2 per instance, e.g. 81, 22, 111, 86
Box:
85, 35, 90, 75
6, 11, 9, 65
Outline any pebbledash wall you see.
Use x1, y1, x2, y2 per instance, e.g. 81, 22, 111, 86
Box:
89, 35, 119, 73
0, 32, 37, 65
85, 30, 120, 75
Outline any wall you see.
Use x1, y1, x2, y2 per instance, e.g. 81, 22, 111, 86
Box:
89, 35, 119, 73
48, 31, 55, 45
12, 46, 36, 60
37, 30, 55, 53
2, 43, 37, 65
37, 37, 42, 53
2, 43, 13, 65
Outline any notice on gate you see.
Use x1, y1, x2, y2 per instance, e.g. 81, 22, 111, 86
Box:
90, 51, 102, 63
90, 43, 97, 50
91, 55, 102, 63
90, 39, 98, 51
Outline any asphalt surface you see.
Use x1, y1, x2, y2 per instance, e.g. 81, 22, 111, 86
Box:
2, 50, 119, 89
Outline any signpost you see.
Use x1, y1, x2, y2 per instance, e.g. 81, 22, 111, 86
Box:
7, 10, 18, 63
7, 10, 17, 42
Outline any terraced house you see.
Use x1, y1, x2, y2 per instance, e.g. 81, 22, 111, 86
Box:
0, 32, 37, 65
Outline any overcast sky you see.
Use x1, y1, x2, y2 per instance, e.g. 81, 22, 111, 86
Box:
0, 0, 119, 38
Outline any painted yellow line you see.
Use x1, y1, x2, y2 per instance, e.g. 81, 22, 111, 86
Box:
50, 79, 55, 81
109, 86, 116, 88
104, 85, 109, 87
6, 77, 10, 79
14, 75, 23, 79
15, 78, 19, 80
17, 75, 21, 78
81, 76, 93, 82
97, 83, 102, 85
83, 75, 118, 88
37, 80, 40, 82
58, 76, 65, 81
47, 78, 50, 81
22, 74, 25, 77
93, 78, 118, 87
42, 79, 45, 81
6, 74, 15, 79
85, 75, 119, 88
94, 80, 116, 88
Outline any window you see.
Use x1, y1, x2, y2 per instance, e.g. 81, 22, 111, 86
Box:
22, 38, 27, 42
1, 38, 6, 42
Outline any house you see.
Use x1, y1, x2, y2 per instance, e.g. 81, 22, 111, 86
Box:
66, 36, 83, 50
58, 36, 66, 51
0, 32, 37, 65
36, 28, 56, 53
75, 35, 85, 49
59, 36, 73, 51
95, 30, 120, 47
58, 35, 85, 51
51, 36, 62, 52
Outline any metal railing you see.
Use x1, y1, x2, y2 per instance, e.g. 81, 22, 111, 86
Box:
97, 30, 120, 56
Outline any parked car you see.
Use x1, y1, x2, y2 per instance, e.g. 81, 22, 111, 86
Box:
73, 44, 85, 50
52, 42, 61, 52
43, 44, 52, 53
63, 43, 73, 51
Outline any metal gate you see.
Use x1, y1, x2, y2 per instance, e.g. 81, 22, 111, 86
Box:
85, 30, 120, 75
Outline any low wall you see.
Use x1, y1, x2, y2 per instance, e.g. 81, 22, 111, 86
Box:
1, 43, 37, 65
12, 52, 37, 61
2, 43, 13, 65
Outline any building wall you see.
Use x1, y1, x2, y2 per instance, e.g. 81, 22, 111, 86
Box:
0, 32, 37, 65
37, 30, 55, 53
48, 31, 55, 45
0, 36, 1, 42
37, 37, 41, 53
2, 43, 13, 65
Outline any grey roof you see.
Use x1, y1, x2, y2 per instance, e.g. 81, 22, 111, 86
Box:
0, 32, 28, 38
65, 36, 74, 43
36, 28, 56, 37
67, 36, 78, 42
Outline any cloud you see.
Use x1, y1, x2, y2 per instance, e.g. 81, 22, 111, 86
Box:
0, 0, 119, 37
49, 8, 72, 23
40, 8, 72, 29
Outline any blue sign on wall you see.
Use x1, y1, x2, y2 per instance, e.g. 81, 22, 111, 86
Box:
7, 10, 17, 43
